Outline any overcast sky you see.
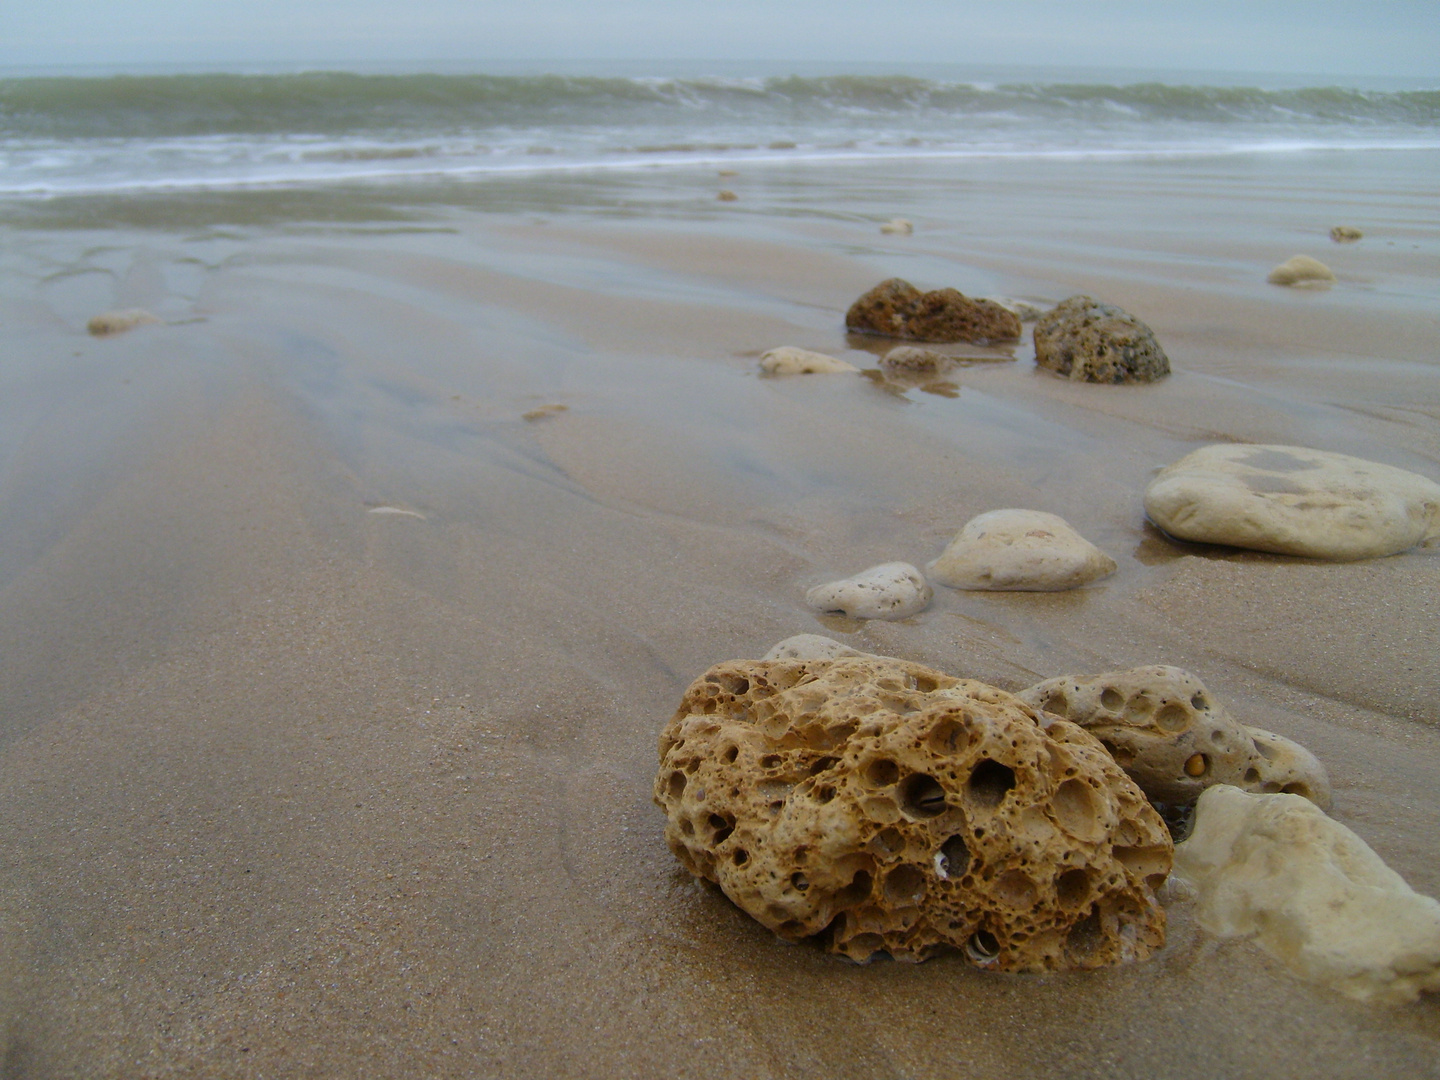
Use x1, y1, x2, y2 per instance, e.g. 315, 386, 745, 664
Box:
3, 1, 1438, 78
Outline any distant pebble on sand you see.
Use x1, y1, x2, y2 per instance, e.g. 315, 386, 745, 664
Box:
805, 561, 931, 619
717, 190, 739, 202
1145, 443, 1440, 559
1175, 785, 1440, 1004
1032, 296, 1170, 383
879, 218, 913, 235
1267, 254, 1335, 286
1330, 225, 1364, 242
927, 509, 1116, 591
522, 404, 568, 421
86, 309, 162, 336
758, 346, 858, 375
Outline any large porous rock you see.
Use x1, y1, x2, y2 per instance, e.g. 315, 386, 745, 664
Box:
1174, 786, 1440, 1004
1018, 666, 1330, 812
926, 509, 1116, 591
805, 562, 932, 620
1032, 296, 1170, 383
1144, 443, 1440, 560
845, 278, 1021, 344
655, 657, 1172, 969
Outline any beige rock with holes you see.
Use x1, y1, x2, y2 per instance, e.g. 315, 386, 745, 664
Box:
805, 562, 932, 620
654, 656, 1172, 969
759, 347, 859, 375
1175, 785, 1440, 1004
1267, 255, 1335, 286
1144, 443, 1440, 559
927, 509, 1117, 591
1018, 666, 1330, 809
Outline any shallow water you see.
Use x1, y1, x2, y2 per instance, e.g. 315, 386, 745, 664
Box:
0, 141, 1438, 1076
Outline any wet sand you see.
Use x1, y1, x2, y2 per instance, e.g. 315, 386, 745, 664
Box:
0, 151, 1438, 1077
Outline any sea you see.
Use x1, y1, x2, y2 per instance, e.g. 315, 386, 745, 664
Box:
1, 61, 1437, 226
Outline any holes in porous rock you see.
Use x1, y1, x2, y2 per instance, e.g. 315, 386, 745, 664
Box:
884, 864, 927, 905
1114, 845, 1169, 882
809, 756, 840, 775
1065, 910, 1104, 963
1051, 778, 1100, 839
708, 814, 734, 844
717, 674, 750, 695
1056, 868, 1091, 907
680, 818, 694, 836
667, 772, 686, 799
1282, 782, 1312, 798
995, 870, 1038, 909
914, 675, 939, 693
722, 744, 739, 763
1155, 703, 1190, 732
1184, 753, 1208, 778
966, 760, 1015, 809
966, 929, 1000, 965
1125, 695, 1155, 720
834, 869, 874, 908
790, 872, 810, 892
870, 827, 906, 857
1043, 690, 1069, 714
899, 773, 948, 818
865, 758, 900, 787
760, 754, 782, 769
928, 717, 971, 755
1190, 692, 1209, 710
813, 784, 837, 804
936, 835, 970, 880
733, 849, 749, 866
1244, 768, 1260, 783
1101, 740, 1135, 767
1100, 687, 1124, 710
1254, 738, 1279, 761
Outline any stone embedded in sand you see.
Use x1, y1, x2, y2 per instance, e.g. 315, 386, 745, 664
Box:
879, 346, 956, 379
1032, 296, 1170, 384
845, 278, 1021, 344
1018, 666, 1331, 811
758, 347, 859, 376
1174, 785, 1440, 1004
1143, 443, 1440, 560
654, 656, 1172, 969
86, 308, 162, 337
762, 634, 872, 662
718, 190, 739, 202
880, 218, 914, 235
1330, 226, 1363, 243
926, 509, 1116, 592
805, 562, 931, 620
522, 403, 568, 421
1267, 255, 1335, 286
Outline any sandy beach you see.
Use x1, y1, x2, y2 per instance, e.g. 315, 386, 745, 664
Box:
0, 147, 1438, 1077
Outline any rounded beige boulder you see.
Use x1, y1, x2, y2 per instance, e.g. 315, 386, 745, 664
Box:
1266, 255, 1335, 286
927, 509, 1116, 591
804, 562, 932, 620
759, 346, 859, 375
1143, 443, 1440, 559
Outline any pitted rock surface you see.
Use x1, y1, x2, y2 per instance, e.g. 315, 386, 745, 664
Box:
927, 509, 1116, 591
1019, 666, 1330, 810
655, 657, 1171, 969
845, 278, 1021, 344
805, 562, 931, 620
1032, 295, 1170, 383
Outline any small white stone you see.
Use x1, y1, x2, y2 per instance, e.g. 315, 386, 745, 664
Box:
879, 218, 913, 235
804, 562, 931, 620
926, 509, 1116, 591
1267, 255, 1335, 286
758, 347, 859, 376
1174, 785, 1440, 1004
1144, 443, 1440, 560
761, 634, 871, 661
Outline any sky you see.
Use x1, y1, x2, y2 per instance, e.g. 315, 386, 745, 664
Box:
2, 1, 1438, 78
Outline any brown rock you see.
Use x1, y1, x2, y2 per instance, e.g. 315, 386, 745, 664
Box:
1018, 665, 1330, 811
845, 278, 1021, 344
655, 656, 1171, 970
1032, 296, 1170, 383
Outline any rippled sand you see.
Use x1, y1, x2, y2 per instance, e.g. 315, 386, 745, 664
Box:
0, 151, 1437, 1077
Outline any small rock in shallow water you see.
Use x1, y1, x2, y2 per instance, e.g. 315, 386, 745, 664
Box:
87, 309, 162, 336
879, 218, 913, 235
1032, 296, 1170, 384
717, 190, 739, 202
845, 278, 1021, 344
655, 655, 1171, 968
1329, 225, 1363, 243
1143, 443, 1440, 559
758, 347, 858, 375
879, 346, 955, 379
926, 509, 1116, 591
522, 404, 568, 421
805, 561, 931, 620
1019, 665, 1330, 810
1174, 785, 1440, 1004
1267, 254, 1335, 286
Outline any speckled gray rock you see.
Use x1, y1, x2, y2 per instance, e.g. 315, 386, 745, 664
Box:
1032, 296, 1170, 384
762, 634, 873, 662
805, 562, 932, 620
